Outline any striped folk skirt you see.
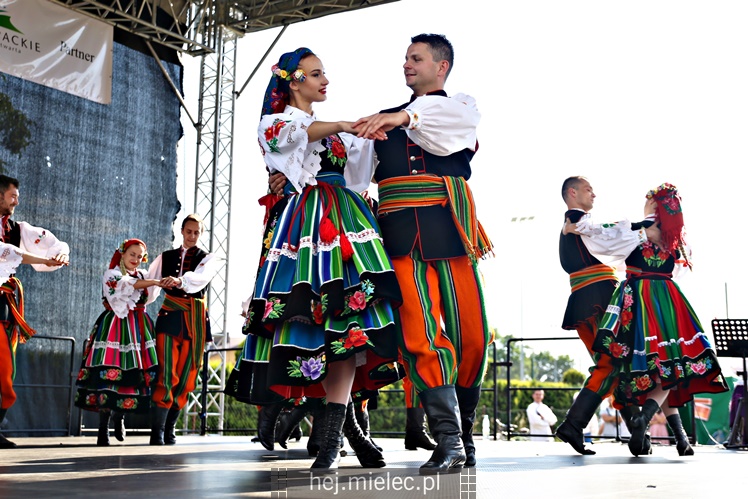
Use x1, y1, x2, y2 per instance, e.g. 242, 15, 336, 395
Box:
75, 308, 158, 413
594, 277, 727, 407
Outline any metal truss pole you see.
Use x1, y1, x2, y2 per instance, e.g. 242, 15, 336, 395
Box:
187, 5, 237, 433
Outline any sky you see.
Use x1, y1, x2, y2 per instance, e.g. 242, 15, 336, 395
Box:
175, 0, 748, 375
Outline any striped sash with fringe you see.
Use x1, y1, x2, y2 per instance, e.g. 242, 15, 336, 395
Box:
161, 294, 207, 367
378, 175, 493, 261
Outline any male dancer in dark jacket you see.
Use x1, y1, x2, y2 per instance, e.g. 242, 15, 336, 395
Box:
356, 33, 492, 472
147, 214, 218, 445
555, 176, 659, 455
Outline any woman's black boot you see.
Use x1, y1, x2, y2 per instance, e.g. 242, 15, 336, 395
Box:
111, 411, 126, 442
628, 399, 659, 457
310, 402, 347, 469
257, 402, 284, 451
97, 411, 111, 446
667, 413, 694, 456
343, 401, 385, 468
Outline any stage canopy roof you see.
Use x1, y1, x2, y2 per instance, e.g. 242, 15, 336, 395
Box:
49, 0, 401, 55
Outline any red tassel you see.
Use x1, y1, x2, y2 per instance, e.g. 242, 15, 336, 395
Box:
319, 217, 339, 244
340, 232, 354, 261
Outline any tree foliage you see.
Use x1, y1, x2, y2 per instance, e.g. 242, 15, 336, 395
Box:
0, 87, 34, 173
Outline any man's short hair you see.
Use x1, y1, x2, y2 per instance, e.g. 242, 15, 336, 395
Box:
561, 176, 587, 202
181, 213, 204, 232
411, 33, 454, 78
0, 175, 20, 194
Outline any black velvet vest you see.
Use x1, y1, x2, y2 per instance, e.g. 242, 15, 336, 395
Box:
160, 247, 209, 299
373, 92, 476, 260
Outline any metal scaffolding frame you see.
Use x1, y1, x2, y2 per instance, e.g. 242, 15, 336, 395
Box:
50, 0, 400, 432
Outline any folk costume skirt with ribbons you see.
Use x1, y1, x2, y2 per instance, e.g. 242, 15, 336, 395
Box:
241, 172, 402, 400
593, 268, 727, 407
75, 303, 158, 413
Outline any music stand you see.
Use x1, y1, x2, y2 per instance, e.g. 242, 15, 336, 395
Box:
711, 319, 748, 449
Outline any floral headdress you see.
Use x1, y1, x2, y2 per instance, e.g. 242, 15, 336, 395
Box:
261, 47, 314, 116
646, 183, 685, 255
109, 238, 148, 272
271, 65, 307, 83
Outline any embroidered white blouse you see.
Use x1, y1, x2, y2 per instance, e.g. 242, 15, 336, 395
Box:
102, 268, 159, 319
257, 106, 376, 194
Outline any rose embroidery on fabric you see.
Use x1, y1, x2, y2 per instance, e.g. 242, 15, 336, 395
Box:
77, 369, 89, 381
86, 394, 97, 406
632, 374, 653, 392
101, 368, 122, 381
348, 291, 367, 311
311, 294, 328, 325
602, 336, 630, 358
687, 359, 711, 375
263, 297, 285, 320
118, 398, 137, 410
342, 280, 375, 315
263, 118, 291, 153
105, 275, 121, 295
326, 134, 347, 168
640, 241, 668, 267
331, 327, 373, 355
288, 355, 326, 380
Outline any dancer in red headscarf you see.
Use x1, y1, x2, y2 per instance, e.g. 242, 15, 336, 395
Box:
591, 183, 728, 457
75, 238, 161, 445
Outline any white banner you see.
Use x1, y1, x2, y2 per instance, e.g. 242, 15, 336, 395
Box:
0, 0, 113, 104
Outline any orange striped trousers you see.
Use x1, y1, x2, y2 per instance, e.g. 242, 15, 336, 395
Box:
152, 333, 199, 410
392, 251, 492, 394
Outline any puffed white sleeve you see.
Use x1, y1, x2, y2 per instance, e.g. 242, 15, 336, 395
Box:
403, 93, 480, 156
258, 112, 325, 193
178, 253, 219, 294
575, 214, 648, 262
0, 242, 24, 285
18, 221, 70, 272
340, 133, 378, 193
102, 269, 139, 319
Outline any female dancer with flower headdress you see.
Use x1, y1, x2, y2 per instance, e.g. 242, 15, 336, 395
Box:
585, 184, 728, 457
235, 48, 402, 469
75, 239, 161, 445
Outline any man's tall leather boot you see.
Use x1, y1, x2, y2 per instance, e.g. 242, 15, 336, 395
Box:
404, 407, 437, 450
150, 406, 169, 445
456, 385, 481, 467
418, 385, 466, 474
164, 407, 181, 445
555, 388, 602, 455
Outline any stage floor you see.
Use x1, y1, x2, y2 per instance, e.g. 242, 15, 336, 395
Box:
0, 434, 745, 498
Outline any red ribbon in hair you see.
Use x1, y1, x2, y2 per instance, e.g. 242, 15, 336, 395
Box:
109, 238, 148, 269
